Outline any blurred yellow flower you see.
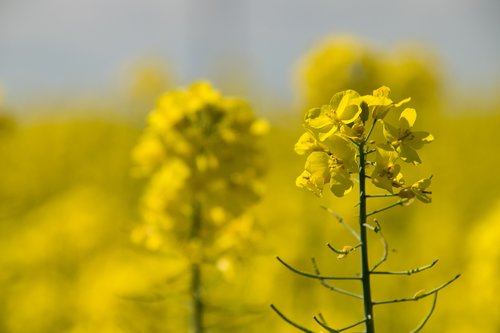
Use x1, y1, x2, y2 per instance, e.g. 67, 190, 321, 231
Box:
133, 81, 267, 261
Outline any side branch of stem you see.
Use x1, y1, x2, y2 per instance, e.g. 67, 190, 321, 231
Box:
327, 243, 361, 255
409, 293, 438, 333
313, 314, 367, 332
373, 274, 460, 305
311, 258, 363, 299
368, 222, 388, 272
371, 259, 439, 275
366, 200, 408, 217
321, 205, 361, 241
366, 194, 399, 198
270, 305, 315, 333
276, 256, 360, 281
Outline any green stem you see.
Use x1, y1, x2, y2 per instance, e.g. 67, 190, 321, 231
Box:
358, 142, 375, 333
364, 119, 377, 144
190, 201, 203, 333
190, 263, 203, 333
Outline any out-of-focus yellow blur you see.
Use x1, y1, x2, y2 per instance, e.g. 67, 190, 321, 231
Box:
1, 38, 499, 332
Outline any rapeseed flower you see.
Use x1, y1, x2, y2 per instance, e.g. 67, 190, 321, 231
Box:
362, 86, 411, 120
371, 145, 404, 193
382, 108, 433, 164
304, 90, 362, 141
398, 176, 432, 203
296, 134, 357, 197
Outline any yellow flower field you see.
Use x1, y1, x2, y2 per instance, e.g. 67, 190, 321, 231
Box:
1, 36, 499, 332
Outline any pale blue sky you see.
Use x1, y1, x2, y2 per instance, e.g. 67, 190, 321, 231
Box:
1, 0, 499, 104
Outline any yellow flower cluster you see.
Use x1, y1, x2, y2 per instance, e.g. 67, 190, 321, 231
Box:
132, 81, 267, 259
295, 86, 433, 202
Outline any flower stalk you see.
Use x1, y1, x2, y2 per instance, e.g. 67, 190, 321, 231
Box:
358, 142, 375, 333
132, 81, 267, 332
190, 200, 203, 333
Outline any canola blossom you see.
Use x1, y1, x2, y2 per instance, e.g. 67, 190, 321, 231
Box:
132, 81, 267, 262
371, 144, 404, 193
382, 107, 434, 164
295, 86, 433, 201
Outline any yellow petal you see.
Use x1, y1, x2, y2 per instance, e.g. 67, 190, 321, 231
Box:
305, 107, 333, 129
405, 131, 432, 149
330, 169, 353, 197
400, 108, 417, 130
325, 135, 356, 167
412, 176, 432, 191
399, 144, 421, 165
294, 132, 324, 155
339, 104, 362, 123
376, 144, 398, 167
373, 86, 391, 97
382, 122, 399, 143
296, 170, 325, 196
317, 124, 339, 141
330, 90, 361, 123
394, 97, 411, 107
305, 151, 330, 175
373, 175, 394, 193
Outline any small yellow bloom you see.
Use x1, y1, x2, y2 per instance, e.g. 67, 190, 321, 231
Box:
296, 135, 357, 197
371, 145, 404, 193
362, 86, 411, 120
296, 152, 331, 196
304, 90, 362, 141
326, 135, 358, 196
294, 132, 327, 155
337, 245, 356, 259
398, 176, 432, 203
382, 108, 433, 164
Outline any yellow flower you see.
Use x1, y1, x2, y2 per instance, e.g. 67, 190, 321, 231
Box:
362, 86, 411, 120
398, 176, 432, 203
131, 131, 165, 176
296, 152, 330, 196
296, 135, 357, 197
294, 132, 327, 155
133, 81, 267, 256
304, 90, 362, 141
382, 108, 433, 164
371, 145, 404, 193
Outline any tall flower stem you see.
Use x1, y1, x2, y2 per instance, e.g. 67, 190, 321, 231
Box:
358, 142, 375, 333
190, 200, 203, 333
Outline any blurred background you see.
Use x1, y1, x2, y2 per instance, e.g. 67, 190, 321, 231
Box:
1, 0, 499, 332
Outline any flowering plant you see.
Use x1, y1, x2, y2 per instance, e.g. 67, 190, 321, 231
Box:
132, 81, 267, 332
272, 86, 458, 333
